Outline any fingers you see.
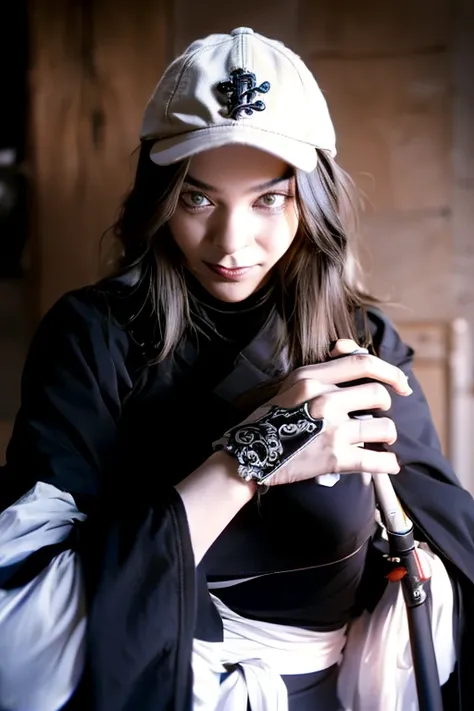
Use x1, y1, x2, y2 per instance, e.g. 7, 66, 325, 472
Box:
284, 353, 412, 397
328, 439, 400, 476
275, 375, 394, 416
273, 377, 336, 408
353, 448, 400, 475
340, 416, 397, 445
270, 425, 401, 486
309, 381, 393, 418
329, 339, 361, 357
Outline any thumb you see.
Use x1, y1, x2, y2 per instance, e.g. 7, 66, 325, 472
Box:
329, 339, 365, 358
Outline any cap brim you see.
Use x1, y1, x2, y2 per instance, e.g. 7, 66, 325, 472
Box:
148, 125, 318, 172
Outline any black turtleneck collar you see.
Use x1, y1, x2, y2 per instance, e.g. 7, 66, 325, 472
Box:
186, 271, 277, 347
186, 270, 274, 312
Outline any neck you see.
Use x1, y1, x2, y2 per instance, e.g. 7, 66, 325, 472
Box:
185, 271, 275, 314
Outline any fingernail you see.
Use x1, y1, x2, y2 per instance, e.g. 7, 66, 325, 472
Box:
400, 373, 413, 395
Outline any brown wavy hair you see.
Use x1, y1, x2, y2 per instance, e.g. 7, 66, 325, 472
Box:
104, 140, 377, 367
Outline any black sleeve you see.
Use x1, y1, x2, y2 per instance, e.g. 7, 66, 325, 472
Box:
367, 308, 474, 586
0, 290, 197, 711
2, 289, 132, 512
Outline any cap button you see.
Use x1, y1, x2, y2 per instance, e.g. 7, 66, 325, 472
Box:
231, 27, 254, 36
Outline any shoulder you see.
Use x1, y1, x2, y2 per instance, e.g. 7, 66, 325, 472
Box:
37, 265, 151, 342
359, 306, 414, 368
27, 280, 144, 382
35, 284, 126, 348
41, 285, 109, 327
34, 270, 170, 377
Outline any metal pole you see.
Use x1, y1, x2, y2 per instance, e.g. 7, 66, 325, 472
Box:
373, 474, 443, 711
350, 349, 444, 709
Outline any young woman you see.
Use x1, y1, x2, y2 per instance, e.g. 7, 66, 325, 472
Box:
1, 26, 473, 711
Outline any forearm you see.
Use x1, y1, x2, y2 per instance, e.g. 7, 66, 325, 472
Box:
175, 450, 256, 565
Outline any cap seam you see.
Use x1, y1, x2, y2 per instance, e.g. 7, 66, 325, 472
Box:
164, 36, 235, 120
255, 35, 307, 95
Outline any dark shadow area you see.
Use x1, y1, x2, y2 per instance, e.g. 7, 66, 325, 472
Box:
0, 1, 29, 278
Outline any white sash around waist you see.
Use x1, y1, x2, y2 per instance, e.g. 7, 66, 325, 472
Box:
192, 593, 346, 711
193, 545, 456, 711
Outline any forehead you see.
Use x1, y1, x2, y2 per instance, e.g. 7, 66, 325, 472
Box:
186, 145, 292, 190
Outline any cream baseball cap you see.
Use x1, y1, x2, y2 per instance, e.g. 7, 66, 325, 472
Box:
140, 27, 336, 173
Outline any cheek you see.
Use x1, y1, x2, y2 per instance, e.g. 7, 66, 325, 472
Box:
287, 202, 300, 238
168, 212, 205, 256
265, 211, 299, 257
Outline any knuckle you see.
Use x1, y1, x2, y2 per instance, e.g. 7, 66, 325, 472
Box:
332, 338, 358, 355
325, 426, 339, 448
280, 377, 326, 408
282, 372, 298, 390
332, 423, 349, 449
385, 418, 398, 441
296, 379, 313, 402
324, 431, 345, 472
315, 392, 332, 417
384, 452, 401, 474
353, 353, 372, 374
282, 366, 308, 389
326, 449, 340, 474
370, 382, 391, 408
288, 365, 311, 383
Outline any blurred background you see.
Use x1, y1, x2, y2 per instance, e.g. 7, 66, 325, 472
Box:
1, 0, 473, 491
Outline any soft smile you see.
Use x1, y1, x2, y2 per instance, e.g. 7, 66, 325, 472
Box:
204, 263, 256, 281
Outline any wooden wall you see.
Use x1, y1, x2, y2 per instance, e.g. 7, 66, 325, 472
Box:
28, 0, 170, 316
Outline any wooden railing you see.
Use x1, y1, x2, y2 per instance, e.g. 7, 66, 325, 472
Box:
398, 319, 473, 494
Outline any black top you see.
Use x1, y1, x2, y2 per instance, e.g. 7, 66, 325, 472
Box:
185, 272, 377, 633
1, 277, 474, 711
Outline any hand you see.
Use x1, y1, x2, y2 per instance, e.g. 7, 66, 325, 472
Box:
246, 339, 412, 486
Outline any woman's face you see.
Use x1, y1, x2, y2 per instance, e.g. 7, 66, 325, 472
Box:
168, 145, 299, 302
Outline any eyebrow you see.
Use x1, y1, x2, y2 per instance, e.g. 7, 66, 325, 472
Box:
183, 167, 294, 194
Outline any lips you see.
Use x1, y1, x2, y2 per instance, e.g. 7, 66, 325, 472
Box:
205, 263, 255, 281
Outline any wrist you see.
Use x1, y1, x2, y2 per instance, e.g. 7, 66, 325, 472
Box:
175, 450, 256, 564
209, 450, 258, 500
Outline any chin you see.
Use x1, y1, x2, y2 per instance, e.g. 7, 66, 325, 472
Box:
195, 274, 263, 302
207, 283, 257, 303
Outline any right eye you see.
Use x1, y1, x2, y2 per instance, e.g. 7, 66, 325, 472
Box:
179, 191, 213, 209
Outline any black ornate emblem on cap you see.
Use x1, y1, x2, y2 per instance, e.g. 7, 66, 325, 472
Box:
217, 68, 271, 119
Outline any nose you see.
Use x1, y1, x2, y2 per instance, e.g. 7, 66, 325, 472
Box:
209, 206, 253, 256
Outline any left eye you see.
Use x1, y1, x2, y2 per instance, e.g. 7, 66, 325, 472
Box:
257, 194, 288, 209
